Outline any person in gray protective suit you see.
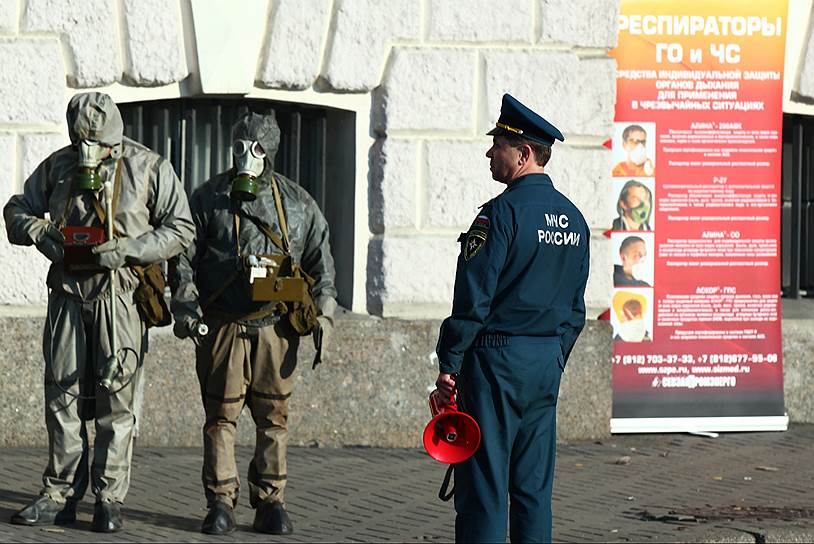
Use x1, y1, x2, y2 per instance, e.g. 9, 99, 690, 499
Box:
169, 111, 337, 536
4, 92, 194, 533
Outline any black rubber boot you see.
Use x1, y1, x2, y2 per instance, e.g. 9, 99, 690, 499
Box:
253, 500, 293, 535
202, 501, 237, 535
91, 501, 123, 533
10, 497, 77, 526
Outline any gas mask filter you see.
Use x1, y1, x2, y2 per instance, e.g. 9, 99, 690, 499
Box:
74, 139, 111, 191
231, 139, 266, 201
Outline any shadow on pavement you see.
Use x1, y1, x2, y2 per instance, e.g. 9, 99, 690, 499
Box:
0, 487, 202, 535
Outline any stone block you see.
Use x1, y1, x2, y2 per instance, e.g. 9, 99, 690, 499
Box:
558, 319, 612, 440
369, 236, 458, 310
4, 313, 814, 448
21, 133, 67, 184
424, 140, 496, 228
0, 133, 15, 205
427, 0, 534, 42
0, 40, 65, 125
585, 234, 612, 311
540, 0, 619, 48
369, 138, 419, 233
0, 134, 63, 306
191, 0, 267, 94
546, 145, 613, 229
0, 236, 50, 305
782, 319, 814, 423
0, 0, 18, 32
122, 0, 188, 86
257, 0, 331, 89
23, 0, 121, 88
484, 51, 615, 137
795, 24, 814, 99
380, 48, 476, 132
322, 0, 419, 91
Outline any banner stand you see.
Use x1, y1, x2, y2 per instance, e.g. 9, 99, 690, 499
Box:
610, 0, 789, 433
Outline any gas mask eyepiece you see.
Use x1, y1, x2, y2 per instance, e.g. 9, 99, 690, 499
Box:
74, 139, 110, 192
230, 139, 266, 202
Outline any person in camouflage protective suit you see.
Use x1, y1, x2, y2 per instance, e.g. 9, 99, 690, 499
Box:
4, 92, 194, 532
169, 111, 337, 536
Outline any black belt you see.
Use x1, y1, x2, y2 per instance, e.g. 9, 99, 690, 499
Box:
473, 333, 560, 348
474, 333, 511, 348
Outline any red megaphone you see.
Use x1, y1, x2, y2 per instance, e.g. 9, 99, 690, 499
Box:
423, 390, 481, 464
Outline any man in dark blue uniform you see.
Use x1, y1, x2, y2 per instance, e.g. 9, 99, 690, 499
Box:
434, 94, 590, 543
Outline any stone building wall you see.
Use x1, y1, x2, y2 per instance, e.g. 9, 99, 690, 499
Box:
2, 0, 814, 317
0, 0, 620, 317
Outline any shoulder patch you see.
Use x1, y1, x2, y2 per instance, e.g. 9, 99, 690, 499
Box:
464, 230, 487, 261
464, 210, 491, 261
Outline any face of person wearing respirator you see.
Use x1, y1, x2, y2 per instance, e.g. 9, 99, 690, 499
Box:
230, 139, 266, 201
617, 299, 648, 342
620, 239, 648, 282
624, 129, 647, 164
620, 184, 651, 227
74, 140, 115, 191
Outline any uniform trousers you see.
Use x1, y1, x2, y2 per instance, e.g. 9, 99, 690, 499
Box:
42, 289, 146, 505
195, 319, 299, 508
454, 335, 563, 544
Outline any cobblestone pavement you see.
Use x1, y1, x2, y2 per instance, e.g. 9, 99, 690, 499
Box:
1, 425, 813, 543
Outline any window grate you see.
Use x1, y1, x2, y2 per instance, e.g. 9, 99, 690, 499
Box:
119, 98, 355, 308
781, 114, 814, 298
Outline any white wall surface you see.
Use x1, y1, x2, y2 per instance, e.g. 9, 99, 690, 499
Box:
1, 0, 813, 318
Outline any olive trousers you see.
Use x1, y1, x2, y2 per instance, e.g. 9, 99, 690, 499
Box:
41, 290, 146, 505
195, 320, 299, 508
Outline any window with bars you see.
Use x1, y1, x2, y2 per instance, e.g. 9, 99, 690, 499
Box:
781, 114, 814, 298
119, 98, 356, 308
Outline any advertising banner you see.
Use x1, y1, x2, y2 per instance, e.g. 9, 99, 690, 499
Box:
610, 0, 788, 432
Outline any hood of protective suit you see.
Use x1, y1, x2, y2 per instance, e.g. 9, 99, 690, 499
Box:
66, 92, 124, 148
231, 111, 281, 168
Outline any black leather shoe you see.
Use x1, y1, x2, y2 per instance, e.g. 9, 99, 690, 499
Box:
253, 500, 293, 535
91, 501, 123, 533
202, 501, 236, 535
10, 497, 76, 526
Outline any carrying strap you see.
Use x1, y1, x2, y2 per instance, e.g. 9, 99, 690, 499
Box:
58, 160, 123, 230
270, 175, 291, 253
239, 212, 288, 256
86, 161, 159, 286
89, 160, 123, 229
439, 465, 455, 502
200, 270, 241, 312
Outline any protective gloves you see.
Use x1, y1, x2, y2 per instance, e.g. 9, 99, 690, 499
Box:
92, 237, 135, 270
315, 315, 333, 353
173, 315, 208, 347
29, 219, 64, 263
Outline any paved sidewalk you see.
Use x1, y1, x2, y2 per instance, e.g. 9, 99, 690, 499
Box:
1, 425, 813, 543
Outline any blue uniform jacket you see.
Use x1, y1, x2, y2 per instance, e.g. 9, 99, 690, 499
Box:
436, 173, 590, 374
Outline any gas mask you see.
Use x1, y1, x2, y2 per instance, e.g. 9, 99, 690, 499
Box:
629, 144, 648, 166
230, 139, 266, 201
628, 202, 651, 225
74, 139, 112, 191
617, 318, 647, 342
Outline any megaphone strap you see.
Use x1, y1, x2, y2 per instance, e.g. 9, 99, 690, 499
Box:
438, 465, 455, 502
